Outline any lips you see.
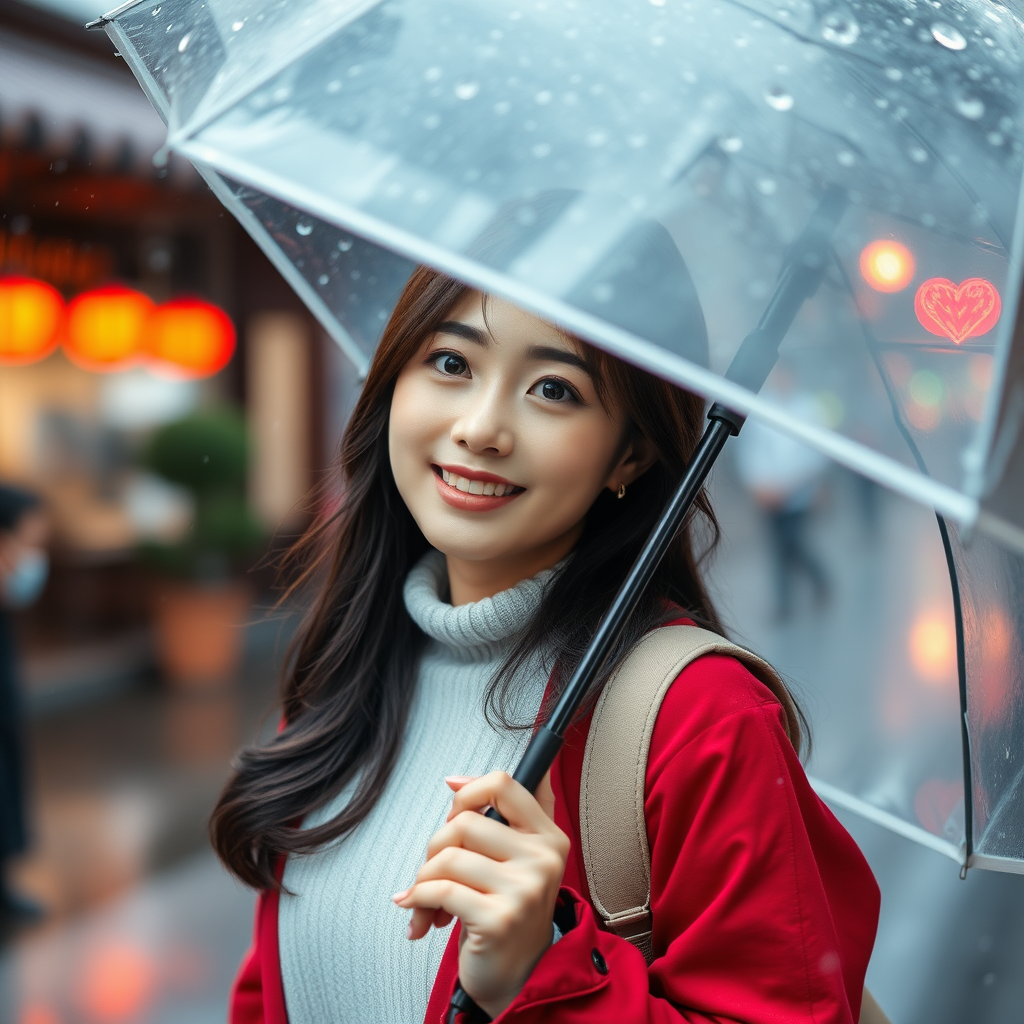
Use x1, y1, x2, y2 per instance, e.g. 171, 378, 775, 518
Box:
432, 464, 525, 511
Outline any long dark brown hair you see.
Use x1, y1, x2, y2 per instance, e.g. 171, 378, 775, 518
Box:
212, 263, 802, 890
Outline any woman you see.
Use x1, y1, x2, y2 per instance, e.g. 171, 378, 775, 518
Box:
215, 215, 879, 1023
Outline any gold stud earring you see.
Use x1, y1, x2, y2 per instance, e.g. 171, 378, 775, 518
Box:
617, 483, 626, 499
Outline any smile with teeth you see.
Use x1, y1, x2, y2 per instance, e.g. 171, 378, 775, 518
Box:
437, 467, 523, 497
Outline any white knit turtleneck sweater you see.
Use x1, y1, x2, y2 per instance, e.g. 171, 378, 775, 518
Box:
278, 550, 554, 1024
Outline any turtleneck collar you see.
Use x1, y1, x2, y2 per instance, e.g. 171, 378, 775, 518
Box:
403, 549, 560, 663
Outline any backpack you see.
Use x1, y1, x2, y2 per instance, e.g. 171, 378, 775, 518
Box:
578, 624, 892, 1024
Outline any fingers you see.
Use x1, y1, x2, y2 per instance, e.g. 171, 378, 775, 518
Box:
446, 771, 556, 835
393, 880, 490, 939
427, 808, 530, 862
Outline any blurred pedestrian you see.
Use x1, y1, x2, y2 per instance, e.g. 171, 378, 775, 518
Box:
735, 374, 831, 621
0, 483, 50, 926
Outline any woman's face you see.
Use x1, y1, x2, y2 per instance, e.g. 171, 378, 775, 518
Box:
389, 291, 649, 598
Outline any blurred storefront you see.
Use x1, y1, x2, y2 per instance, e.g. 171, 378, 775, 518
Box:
0, 0, 350, 714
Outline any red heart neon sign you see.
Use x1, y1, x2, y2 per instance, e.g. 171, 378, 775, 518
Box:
914, 277, 1001, 345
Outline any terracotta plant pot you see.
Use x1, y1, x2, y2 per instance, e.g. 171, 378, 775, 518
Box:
153, 581, 252, 687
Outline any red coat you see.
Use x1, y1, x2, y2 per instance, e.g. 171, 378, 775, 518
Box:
231, 643, 879, 1024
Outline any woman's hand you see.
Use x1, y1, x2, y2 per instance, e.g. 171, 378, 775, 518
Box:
392, 770, 569, 1019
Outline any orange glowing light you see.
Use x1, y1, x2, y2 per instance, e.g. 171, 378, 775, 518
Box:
0, 276, 64, 365
146, 298, 236, 379
859, 240, 915, 292
909, 610, 956, 685
64, 285, 153, 372
77, 942, 156, 1022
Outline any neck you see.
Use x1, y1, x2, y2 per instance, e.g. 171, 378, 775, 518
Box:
445, 523, 582, 605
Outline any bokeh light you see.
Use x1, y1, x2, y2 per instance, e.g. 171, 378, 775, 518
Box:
76, 941, 157, 1022
859, 239, 915, 292
909, 609, 956, 686
0, 276, 64, 365
65, 285, 154, 372
146, 298, 236, 378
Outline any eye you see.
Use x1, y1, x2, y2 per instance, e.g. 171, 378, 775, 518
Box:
531, 378, 579, 403
430, 352, 470, 377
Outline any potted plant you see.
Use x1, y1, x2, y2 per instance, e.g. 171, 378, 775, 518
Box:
139, 406, 264, 687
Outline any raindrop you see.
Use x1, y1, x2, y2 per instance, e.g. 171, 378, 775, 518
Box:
649, 0, 666, 6
628, 134, 648, 148
178, 32, 191, 52
232, 19, 245, 31
151, 5, 161, 13
875, 97, 889, 109
424, 114, 441, 129
424, 66, 443, 82
318, 274, 329, 286
535, 90, 552, 104
718, 135, 743, 153
296, 221, 313, 236
836, 149, 855, 166
734, 36, 750, 48
909, 146, 929, 162
455, 81, 480, 100
586, 129, 609, 147
764, 86, 794, 111
931, 23, 967, 49
338, 238, 354, 252
988, 131, 1004, 146
532, 143, 552, 158
327, 79, 342, 94
494, 101, 511, 115
756, 177, 777, 195
885, 67, 903, 81
921, 212, 937, 227
955, 95, 985, 120
821, 13, 861, 46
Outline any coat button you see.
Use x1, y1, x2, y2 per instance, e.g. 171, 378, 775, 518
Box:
590, 948, 609, 975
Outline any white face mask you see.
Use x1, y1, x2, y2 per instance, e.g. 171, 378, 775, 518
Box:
2, 549, 49, 609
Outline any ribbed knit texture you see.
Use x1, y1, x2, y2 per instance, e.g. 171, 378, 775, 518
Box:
279, 550, 555, 1024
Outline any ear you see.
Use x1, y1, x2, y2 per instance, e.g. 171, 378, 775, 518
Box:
604, 436, 657, 494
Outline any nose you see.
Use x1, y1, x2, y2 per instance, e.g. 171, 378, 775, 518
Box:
450, 383, 514, 457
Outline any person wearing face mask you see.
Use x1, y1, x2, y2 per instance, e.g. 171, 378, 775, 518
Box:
0, 484, 50, 926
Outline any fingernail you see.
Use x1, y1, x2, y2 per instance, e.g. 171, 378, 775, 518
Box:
445, 775, 473, 785
407, 923, 414, 939
392, 889, 409, 902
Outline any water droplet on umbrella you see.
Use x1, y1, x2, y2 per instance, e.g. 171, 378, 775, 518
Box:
178, 32, 191, 52
836, 149, 855, 166
988, 131, 1004, 146
649, 0, 666, 6
455, 82, 480, 100
885, 67, 903, 81
151, 5, 161, 13
764, 86, 794, 111
821, 14, 860, 46
921, 212, 937, 227
956, 95, 985, 119
532, 143, 551, 158
327, 79, 342, 94
628, 134, 648, 148
424, 66, 443, 82
756, 177, 777, 195
424, 114, 441, 129
586, 129, 609, 146
909, 146, 929, 163
718, 135, 743, 153
983, 972, 996, 986
318, 274, 329, 286
296, 221, 313, 236
232, 20, 245, 31
535, 90, 552, 105
494, 100, 511, 115
592, 283, 614, 302
931, 23, 967, 50
338, 238, 354, 252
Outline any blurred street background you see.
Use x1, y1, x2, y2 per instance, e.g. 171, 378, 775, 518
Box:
1, 2, 1023, 1022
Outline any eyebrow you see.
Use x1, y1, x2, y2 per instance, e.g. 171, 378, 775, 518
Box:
435, 321, 486, 344
528, 345, 590, 373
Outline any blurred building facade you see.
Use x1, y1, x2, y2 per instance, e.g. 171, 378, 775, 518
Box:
0, 0, 353, 714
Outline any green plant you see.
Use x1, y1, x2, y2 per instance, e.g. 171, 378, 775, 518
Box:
138, 406, 264, 581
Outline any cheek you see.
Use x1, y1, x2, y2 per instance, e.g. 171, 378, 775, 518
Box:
388, 375, 435, 488
527, 415, 619, 504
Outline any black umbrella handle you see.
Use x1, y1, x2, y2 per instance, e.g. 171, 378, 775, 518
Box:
446, 187, 847, 1024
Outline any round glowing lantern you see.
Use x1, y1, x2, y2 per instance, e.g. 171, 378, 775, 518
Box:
65, 285, 153, 372
859, 239, 915, 292
0, 276, 64, 365
146, 298, 236, 378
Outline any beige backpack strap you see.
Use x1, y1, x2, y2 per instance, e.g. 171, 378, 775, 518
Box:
579, 624, 797, 965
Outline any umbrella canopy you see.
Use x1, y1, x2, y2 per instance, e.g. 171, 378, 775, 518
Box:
93, 0, 1024, 870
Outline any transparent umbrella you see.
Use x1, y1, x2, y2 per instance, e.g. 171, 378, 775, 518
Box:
91, 0, 1024, 873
